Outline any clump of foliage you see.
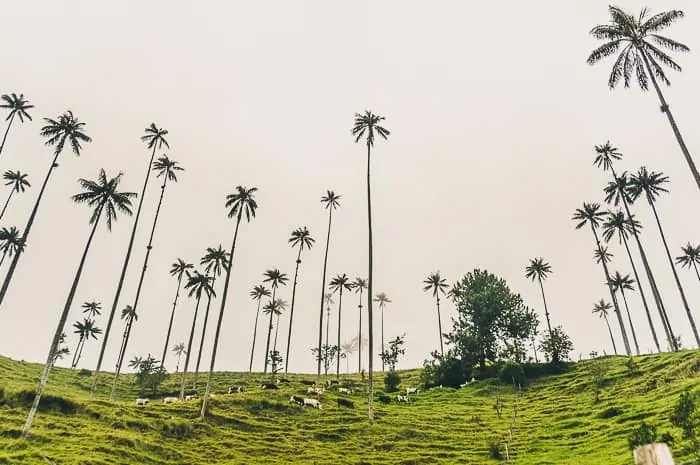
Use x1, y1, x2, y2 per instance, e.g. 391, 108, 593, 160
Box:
421, 350, 471, 389
487, 437, 503, 460
586, 351, 612, 404
627, 421, 657, 450
670, 389, 699, 460
499, 362, 525, 386
380, 335, 406, 392
311, 344, 339, 376
134, 354, 167, 394
538, 326, 574, 365
625, 357, 640, 377
268, 350, 283, 380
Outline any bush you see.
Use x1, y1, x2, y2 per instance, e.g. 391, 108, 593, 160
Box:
628, 421, 657, 450
660, 431, 675, 446
78, 368, 92, 376
538, 326, 574, 364
384, 371, 401, 393
161, 420, 194, 439
625, 358, 640, 377
487, 438, 503, 460
598, 407, 623, 419
0, 385, 5, 405
9, 389, 79, 414
421, 353, 470, 389
499, 362, 525, 386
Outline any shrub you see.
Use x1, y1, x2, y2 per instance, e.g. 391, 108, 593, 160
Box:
660, 431, 675, 446
499, 362, 525, 386
487, 438, 503, 460
628, 421, 657, 450
599, 407, 624, 419
78, 368, 92, 376
625, 358, 640, 377
135, 355, 167, 394
421, 353, 470, 389
384, 371, 401, 393
161, 420, 194, 439
0, 385, 5, 405
538, 326, 574, 364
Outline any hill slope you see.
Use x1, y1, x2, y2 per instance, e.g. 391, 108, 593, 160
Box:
0, 351, 698, 465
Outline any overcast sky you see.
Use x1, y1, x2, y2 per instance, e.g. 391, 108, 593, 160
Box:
0, 1, 698, 377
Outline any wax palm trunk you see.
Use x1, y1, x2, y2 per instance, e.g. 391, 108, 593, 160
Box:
0, 151, 60, 309
317, 208, 333, 377
180, 294, 203, 399
0, 113, 15, 159
201, 215, 242, 419
357, 289, 363, 373
284, 247, 303, 374
0, 189, 16, 220
249, 298, 263, 372
194, 277, 216, 389
647, 200, 700, 347
336, 288, 345, 380
435, 295, 444, 356
161, 273, 185, 368
604, 314, 618, 355
71, 336, 85, 368
111, 176, 171, 399
365, 143, 375, 420
381, 307, 385, 371
591, 226, 631, 356
693, 263, 700, 284
537, 277, 552, 334
263, 289, 277, 374
618, 288, 640, 355
90, 144, 158, 399
22, 206, 102, 438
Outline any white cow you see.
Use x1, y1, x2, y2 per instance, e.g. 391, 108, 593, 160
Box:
163, 397, 180, 404
338, 387, 353, 394
397, 394, 410, 403
228, 386, 243, 394
135, 398, 149, 406
303, 398, 322, 409
406, 387, 420, 395
184, 394, 198, 401
307, 387, 325, 395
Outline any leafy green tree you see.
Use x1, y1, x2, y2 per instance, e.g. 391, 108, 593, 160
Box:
374, 292, 392, 371
180, 271, 215, 399
588, 7, 699, 191
423, 271, 449, 356
628, 422, 658, 450
311, 344, 340, 376
329, 273, 352, 380
352, 277, 367, 373
172, 343, 186, 372
628, 167, 699, 347
525, 258, 553, 334
70, 318, 102, 368
201, 186, 258, 419
609, 271, 640, 355
538, 326, 573, 364
676, 243, 700, 283
599, 143, 671, 350
249, 285, 271, 372
0, 93, 33, 158
92, 123, 167, 400
262, 268, 288, 373
161, 259, 193, 368
284, 226, 314, 373
573, 203, 631, 356
586, 351, 613, 404
0, 111, 91, 311
380, 335, 406, 392
316, 191, 341, 377
592, 300, 617, 355
670, 389, 700, 460
0, 226, 25, 268
0, 170, 30, 220
135, 354, 167, 395
21, 169, 134, 438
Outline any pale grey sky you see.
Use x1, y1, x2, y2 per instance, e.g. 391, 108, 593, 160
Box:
0, 1, 698, 375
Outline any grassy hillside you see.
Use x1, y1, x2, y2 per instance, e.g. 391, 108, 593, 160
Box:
0, 351, 698, 465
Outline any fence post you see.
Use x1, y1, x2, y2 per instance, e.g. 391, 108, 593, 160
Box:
633, 444, 675, 465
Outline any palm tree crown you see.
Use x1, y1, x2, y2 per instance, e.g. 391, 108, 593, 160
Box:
593, 141, 623, 172
321, 190, 341, 210
121, 305, 137, 323
201, 245, 230, 278
153, 155, 183, 182
676, 243, 700, 270
352, 277, 367, 293
289, 226, 315, 252
592, 299, 612, 318
572, 203, 608, 230
627, 166, 669, 204
226, 186, 258, 221
594, 246, 614, 265
40, 111, 92, 156
603, 172, 635, 207
72, 170, 136, 230
610, 271, 635, 293
602, 210, 642, 243
0, 227, 25, 258
423, 272, 448, 297
250, 285, 271, 301
81, 301, 102, 319
330, 274, 352, 294
170, 258, 194, 279
374, 293, 391, 308
1, 93, 33, 122
141, 123, 170, 151
524, 258, 552, 283
185, 271, 216, 300
352, 111, 391, 147
3, 170, 30, 193
263, 268, 288, 290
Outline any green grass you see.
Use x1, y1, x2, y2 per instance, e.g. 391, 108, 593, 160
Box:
0, 351, 698, 464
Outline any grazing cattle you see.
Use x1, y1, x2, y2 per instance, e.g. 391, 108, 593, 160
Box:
228, 386, 244, 394
325, 380, 340, 388
336, 398, 354, 408
307, 387, 325, 395
396, 394, 410, 403
278, 378, 291, 384
378, 395, 391, 404
184, 394, 198, 401
406, 388, 420, 395
300, 380, 315, 386
290, 395, 304, 406
338, 387, 353, 394
261, 383, 279, 390
135, 398, 149, 406
163, 397, 179, 404
303, 398, 322, 409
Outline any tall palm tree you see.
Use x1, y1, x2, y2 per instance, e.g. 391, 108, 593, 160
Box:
262, 268, 288, 373
676, 243, 700, 283
128, 355, 143, 371
81, 301, 101, 319
116, 305, 138, 377
422, 271, 449, 356
316, 190, 341, 378
602, 210, 661, 352
21, 169, 134, 438
330, 273, 352, 380
194, 245, 230, 387
609, 271, 640, 355
628, 167, 699, 347
272, 298, 288, 354
262, 299, 282, 370
0, 111, 91, 310
600, 143, 673, 349
352, 277, 367, 373
324, 292, 334, 349
592, 299, 618, 355
93, 123, 169, 400
249, 285, 271, 372
201, 186, 258, 419
110, 155, 183, 398
172, 343, 186, 372
373, 292, 392, 371
71, 318, 102, 368
161, 258, 193, 368
573, 203, 632, 356
0, 226, 25, 268
524, 258, 554, 334
0, 93, 33, 159
587, 7, 699, 191
352, 110, 390, 421
285, 226, 315, 374
0, 170, 30, 220
180, 271, 215, 399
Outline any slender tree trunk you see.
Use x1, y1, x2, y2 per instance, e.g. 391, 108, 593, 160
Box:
180, 295, 202, 399
648, 200, 700, 347
284, 247, 303, 374
604, 316, 618, 355
0, 251, 7, 268
336, 288, 344, 380
71, 337, 84, 368
324, 307, 330, 375
263, 289, 277, 374
435, 295, 444, 356
90, 144, 157, 399
249, 298, 262, 372
381, 306, 385, 371
591, 225, 631, 356
0, 189, 14, 220
693, 263, 700, 284
110, 177, 169, 399
194, 277, 215, 389
621, 234, 661, 352
0, 114, 15, 159
273, 312, 281, 353
619, 289, 640, 355
317, 208, 333, 378
21, 208, 102, 438
641, 53, 700, 192
358, 288, 363, 374
176, 353, 182, 372
366, 142, 375, 421
538, 277, 553, 334
161, 273, 184, 368
201, 214, 242, 419
0, 150, 60, 310
531, 337, 538, 363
